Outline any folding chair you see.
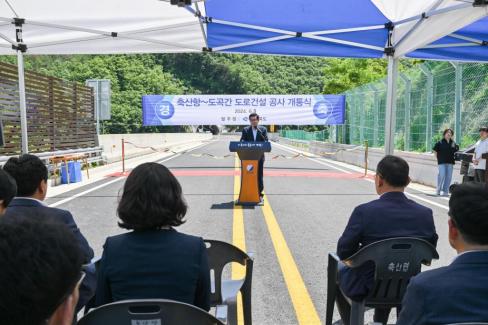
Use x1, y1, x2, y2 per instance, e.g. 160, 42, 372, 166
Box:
446, 322, 488, 325
77, 299, 225, 325
325, 237, 439, 325
204, 240, 254, 325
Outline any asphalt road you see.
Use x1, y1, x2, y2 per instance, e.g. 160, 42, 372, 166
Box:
45, 137, 456, 325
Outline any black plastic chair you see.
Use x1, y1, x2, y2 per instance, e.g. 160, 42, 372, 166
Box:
204, 240, 254, 325
77, 299, 225, 325
325, 237, 439, 325
446, 322, 488, 325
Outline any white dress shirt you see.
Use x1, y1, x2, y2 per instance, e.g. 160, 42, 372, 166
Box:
252, 127, 257, 141
474, 138, 488, 170
13, 197, 46, 206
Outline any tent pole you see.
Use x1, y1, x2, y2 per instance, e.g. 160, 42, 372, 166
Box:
16, 46, 28, 154
384, 56, 398, 155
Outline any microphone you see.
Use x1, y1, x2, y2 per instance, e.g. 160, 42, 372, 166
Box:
256, 127, 268, 142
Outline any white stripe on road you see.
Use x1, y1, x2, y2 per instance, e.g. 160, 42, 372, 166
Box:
272, 142, 353, 174
49, 177, 126, 208
362, 179, 449, 211
275, 142, 450, 211
49, 142, 211, 208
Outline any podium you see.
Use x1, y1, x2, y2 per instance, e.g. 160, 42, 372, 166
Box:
230, 141, 272, 205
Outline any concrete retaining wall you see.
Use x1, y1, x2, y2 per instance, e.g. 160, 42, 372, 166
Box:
278, 138, 462, 187
98, 133, 213, 163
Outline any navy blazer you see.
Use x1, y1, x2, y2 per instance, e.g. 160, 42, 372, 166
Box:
240, 125, 268, 142
95, 228, 211, 311
5, 198, 94, 262
337, 192, 438, 300
5, 198, 96, 309
397, 251, 488, 325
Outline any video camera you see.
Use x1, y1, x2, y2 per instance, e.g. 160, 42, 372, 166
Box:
449, 143, 477, 193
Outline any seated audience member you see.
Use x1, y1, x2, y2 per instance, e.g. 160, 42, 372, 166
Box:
397, 183, 488, 325
0, 215, 84, 325
95, 162, 210, 311
3, 154, 95, 310
0, 169, 16, 215
336, 155, 438, 325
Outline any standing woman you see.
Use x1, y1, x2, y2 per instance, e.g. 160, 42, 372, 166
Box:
433, 128, 459, 196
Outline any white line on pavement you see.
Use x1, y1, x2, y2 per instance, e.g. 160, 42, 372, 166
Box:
272, 142, 353, 174
49, 142, 211, 208
362, 179, 449, 211
275, 141, 450, 211
49, 177, 126, 208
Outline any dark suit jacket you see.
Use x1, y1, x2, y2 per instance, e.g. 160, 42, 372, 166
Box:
95, 228, 211, 311
397, 251, 488, 325
5, 198, 96, 308
337, 192, 438, 300
241, 126, 268, 162
240, 125, 268, 142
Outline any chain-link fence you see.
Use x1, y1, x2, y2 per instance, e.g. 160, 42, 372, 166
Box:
280, 129, 328, 142
336, 61, 488, 151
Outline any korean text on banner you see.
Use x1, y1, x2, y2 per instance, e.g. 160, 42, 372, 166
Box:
142, 95, 345, 126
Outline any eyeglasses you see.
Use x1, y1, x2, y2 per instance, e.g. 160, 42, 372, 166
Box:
77, 271, 86, 287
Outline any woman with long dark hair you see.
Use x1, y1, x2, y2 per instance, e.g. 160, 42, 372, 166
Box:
94, 162, 210, 310
433, 128, 459, 196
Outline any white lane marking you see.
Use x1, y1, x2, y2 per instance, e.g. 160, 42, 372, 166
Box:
48, 142, 211, 208
49, 177, 126, 208
276, 142, 449, 211
272, 142, 352, 174
363, 176, 449, 211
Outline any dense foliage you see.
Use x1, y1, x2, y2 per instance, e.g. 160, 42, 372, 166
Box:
1, 53, 393, 134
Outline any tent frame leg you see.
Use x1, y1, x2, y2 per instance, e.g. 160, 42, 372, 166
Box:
14, 19, 29, 154
384, 56, 398, 155
17, 49, 28, 154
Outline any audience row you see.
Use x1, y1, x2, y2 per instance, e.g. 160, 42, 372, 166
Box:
0, 154, 487, 325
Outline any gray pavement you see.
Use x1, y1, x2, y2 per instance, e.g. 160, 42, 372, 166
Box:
45, 137, 455, 325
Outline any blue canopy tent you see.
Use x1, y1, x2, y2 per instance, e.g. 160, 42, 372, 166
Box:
0, 0, 487, 154
201, 0, 488, 154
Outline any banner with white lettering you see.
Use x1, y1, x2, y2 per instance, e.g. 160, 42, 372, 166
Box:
142, 95, 345, 126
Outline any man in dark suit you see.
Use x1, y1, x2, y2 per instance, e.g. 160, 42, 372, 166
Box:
336, 156, 438, 325
0, 215, 85, 325
397, 183, 488, 325
240, 112, 269, 202
3, 154, 95, 311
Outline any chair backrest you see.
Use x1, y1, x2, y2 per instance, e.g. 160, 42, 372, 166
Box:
204, 239, 253, 305
444, 323, 488, 325
77, 299, 224, 325
344, 237, 439, 306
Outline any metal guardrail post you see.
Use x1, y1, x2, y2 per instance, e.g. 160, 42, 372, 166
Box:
364, 140, 369, 177
399, 73, 412, 151
368, 84, 380, 148
121, 138, 125, 174
359, 90, 365, 144
450, 61, 463, 144
420, 64, 434, 152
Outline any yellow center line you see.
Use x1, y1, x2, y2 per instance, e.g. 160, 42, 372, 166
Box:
261, 193, 321, 325
232, 154, 245, 324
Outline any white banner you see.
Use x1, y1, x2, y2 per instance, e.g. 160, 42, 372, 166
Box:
142, 94, 345, 126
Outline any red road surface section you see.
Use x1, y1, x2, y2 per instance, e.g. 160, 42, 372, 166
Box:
106, 169, 371, 179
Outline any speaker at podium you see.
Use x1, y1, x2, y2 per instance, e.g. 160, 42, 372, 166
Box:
229, 141, 272, 205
